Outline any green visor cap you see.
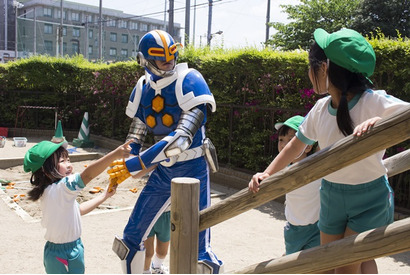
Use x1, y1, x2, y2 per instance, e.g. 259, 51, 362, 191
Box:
314, 28, 376, 77
275, 115, 304, 132
24, 141, 67, 173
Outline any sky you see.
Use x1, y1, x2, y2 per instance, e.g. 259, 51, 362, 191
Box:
66, 0, 300, 49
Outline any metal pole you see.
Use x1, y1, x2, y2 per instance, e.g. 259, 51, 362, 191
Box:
192, 0, 196, 46
168, 0, 174, 36
59, 0, 63, 56
33, 7, 36, 54
265, 0, 271, 44
4, 0, 8, 50
14, 5, 17, 58
163, 0, 167, 30
207, 0, 212, 46
84, 16, 88, 59
184, 0, 190, 45
98, 0, 102, 60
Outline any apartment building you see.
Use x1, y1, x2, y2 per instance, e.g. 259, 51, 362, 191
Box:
2, 0, 181, 61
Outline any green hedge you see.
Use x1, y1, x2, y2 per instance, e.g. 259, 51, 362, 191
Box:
0, 37, 409, 172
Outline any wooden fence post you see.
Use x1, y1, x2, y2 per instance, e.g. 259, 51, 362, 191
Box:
170, 177, 200, 274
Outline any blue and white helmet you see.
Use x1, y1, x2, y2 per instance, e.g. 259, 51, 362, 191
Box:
137, 30, 181, 77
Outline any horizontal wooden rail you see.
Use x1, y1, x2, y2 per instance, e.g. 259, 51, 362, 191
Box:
200, 106, 410, 231
232, 217, 410, 274
384, 149, 410, 177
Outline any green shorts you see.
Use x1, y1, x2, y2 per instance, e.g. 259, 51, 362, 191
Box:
319, 175, 394, 235
148, 211, 171, 242
44, 238, 84, 274
284, 221, 320, 255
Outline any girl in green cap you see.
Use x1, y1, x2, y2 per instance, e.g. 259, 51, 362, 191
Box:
249, 28, 409, 273
24, 140, 132, 274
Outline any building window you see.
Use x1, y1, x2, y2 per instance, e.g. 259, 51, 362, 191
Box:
63, 42, 67, 53
140, 23, 148, 32
56, 10, 66, 19
119, 20, 127, 28
107, 18, 116, 27
43, 8, 52, 17
63, 26, 67, 36
73, 28, 80, 37
133, 35, 139, 45
121, 49, 128, 56
109, 48, 117, 56
88, 45, 93, 55
71, 12, 80, 21
121, 34, 128, 43
88, 29, 93, 39
149, 25, 157, 31
44, 24, 53, 34
110, 32, 117, 42
44, 40, 53, 52
129, 21, 138, 30
87, 15, 93, 23
72, 43, 79, 54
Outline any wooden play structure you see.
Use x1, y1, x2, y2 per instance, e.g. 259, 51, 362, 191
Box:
169, 106, 410, 273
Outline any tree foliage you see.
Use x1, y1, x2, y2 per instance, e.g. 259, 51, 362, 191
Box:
268, 0, 361, 50
351, 0, 410, 38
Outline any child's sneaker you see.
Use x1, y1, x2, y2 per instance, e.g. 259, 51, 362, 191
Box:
151, 264, 169, 274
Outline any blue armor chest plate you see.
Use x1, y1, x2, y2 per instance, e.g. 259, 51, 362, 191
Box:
139, 81, 181, 136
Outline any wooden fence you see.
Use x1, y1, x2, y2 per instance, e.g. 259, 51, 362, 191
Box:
170, 106, 410, 273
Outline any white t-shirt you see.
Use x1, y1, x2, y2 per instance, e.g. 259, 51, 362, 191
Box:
297, 89, 409, 185
41, 173, 84, 243
285, 178, 321, 226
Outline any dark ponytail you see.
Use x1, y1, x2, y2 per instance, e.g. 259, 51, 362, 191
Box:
309, 42, 373, 136
28, 146, 68, 201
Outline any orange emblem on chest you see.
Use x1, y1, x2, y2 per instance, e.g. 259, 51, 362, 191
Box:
152, 95, 164, 113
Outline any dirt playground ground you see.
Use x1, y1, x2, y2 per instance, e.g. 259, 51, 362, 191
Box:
1, 136, 410, 273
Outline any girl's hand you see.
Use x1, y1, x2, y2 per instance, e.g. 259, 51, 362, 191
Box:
115, 140, 133, 159
248, 172, 270, 193
103, 183, 117, 198
353, 117, 381, 137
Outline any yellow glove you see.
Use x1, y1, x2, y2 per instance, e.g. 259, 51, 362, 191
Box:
107, 159, 131, 191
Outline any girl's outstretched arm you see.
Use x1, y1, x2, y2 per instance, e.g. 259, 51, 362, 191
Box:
81, 140, 132, 185
80, 184, 117, 215
248, 137, 307, 193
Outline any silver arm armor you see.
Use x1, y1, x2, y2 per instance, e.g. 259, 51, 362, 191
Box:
126, 117, 148, 146
165, 107, 204, 157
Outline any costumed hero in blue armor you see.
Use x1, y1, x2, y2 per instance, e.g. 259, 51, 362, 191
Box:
111, 30, 223, 274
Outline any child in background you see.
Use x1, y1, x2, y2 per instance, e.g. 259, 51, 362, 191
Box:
274, 115, 321, 255
143, 210, 171, 274
249, 28, 409, 273
24, 140, 131, 274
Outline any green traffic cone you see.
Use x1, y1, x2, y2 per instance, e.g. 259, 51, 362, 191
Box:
51, 120, 66, 143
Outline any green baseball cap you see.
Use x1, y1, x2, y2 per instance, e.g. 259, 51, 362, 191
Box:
314, 28, 376, 77
24, 141, 67, 173
275, 115, 304, 132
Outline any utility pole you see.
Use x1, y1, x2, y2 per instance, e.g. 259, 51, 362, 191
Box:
59, 0, 63, 56
193, 0, 196, 46
98, 0, 103, 60
184, 0, 190, 45
4, 0, 8, 50
265, 0, 271, 45
207, 0, 212, 46
168, 0, 174, 37
84, 15, 88, 59
33, 7, 36, 54
163, 0, 167, 30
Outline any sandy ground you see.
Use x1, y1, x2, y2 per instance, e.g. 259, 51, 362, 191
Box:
1, 136, 410, 274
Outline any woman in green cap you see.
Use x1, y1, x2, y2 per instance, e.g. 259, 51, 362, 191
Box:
24, 140, 132, 274
249, 28, 409, 273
